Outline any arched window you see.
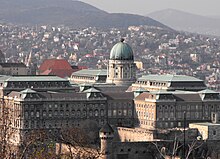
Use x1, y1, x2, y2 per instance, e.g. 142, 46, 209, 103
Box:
100, 109, 104, 116
89, 110, 93, 117
94, 109, 99, 117
77, 110, 80, 117
25, 111, 28, 118
72, 109, 75, 116
83, 110, 86, 117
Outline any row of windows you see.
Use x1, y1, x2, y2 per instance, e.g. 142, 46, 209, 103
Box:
176, 112, 200, 119
24, 119, 106, 129
136, 81, 167, 87
109, 102, 132, 108
135, 104, 154, 109
108, 109, 132, 117
158, 112, 174, 118
136, 104, 220, 111
136, 111, 154, 120
24, 109, 105, 118
71, 75, 95, 80
8, 81, 69, 88
159, 105, 174, 110
139, 120, 154, 127
25, 103, 106, 110
110, 65, 131, 71
157, 122, 174, 128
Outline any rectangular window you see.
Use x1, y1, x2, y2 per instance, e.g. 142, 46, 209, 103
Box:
25, 112, 28, 118
118, 110, 122, 116
36, 111, 39, 118
213, 130, 217, 136
123, 110, 127, 116
100, 110, 104, 116
128, 110, 132, 117
113, 110, 117, 116
108, 110, 112, 117
94, 110, 98, 117
186, 112, 190, 118
43, 111, 46, 117
187, 105, 190, 110
53, 110, 57, 116
165, 112, 168, 118
195, 112, 199, 119
31, 111, 34, 117
170, 122, 174, 128
49, 111, 52, 117
60, 110, 63, 116
159, 112, 162, 118
177, 112, 182, 119
170, 112, 174, 118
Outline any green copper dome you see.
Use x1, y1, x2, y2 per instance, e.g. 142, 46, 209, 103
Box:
110, 39, 134, 60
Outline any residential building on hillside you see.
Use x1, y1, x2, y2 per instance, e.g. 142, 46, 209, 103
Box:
0, 63, 28, 75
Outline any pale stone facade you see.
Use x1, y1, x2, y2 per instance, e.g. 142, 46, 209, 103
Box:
107, 60, 136, 86
134, 90, 220, 129
106, 39, 136, 86
0, 63, 28, 75
189, 122, 220, 140
116, 127, 154, 142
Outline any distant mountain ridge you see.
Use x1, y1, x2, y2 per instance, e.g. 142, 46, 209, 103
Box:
148, 8, 220, 36
0, 0, 168, 29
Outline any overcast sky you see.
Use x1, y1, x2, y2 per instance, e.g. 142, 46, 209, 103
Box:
80, 0, 220, 16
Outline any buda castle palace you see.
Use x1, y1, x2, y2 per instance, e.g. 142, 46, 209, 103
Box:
1, 38, 220, 158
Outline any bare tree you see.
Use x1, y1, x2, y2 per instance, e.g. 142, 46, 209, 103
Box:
18, 129, 57, 159
57, 127, 101, 159
152, 137, 204, 159
185, 139, 203, 159
0, 97, 20, 158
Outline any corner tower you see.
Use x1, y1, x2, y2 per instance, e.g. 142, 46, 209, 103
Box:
99, 123, 114, 159
106, 39, 136, 86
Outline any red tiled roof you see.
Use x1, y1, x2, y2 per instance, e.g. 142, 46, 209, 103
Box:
40, 69, 52, 75
39, 59, 74, 78
39, 59, 72, 71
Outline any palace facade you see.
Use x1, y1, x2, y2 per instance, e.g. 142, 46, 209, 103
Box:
1, 39, 220, 159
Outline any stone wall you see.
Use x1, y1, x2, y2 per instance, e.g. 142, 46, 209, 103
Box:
115, 127, 154, 142
115, 127, 198, 142
108, 140, 220, 159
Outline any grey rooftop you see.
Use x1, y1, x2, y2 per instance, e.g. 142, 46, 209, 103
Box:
72, 69, 107, 76
138, 74, 203, 82
3, 75, 68, 82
